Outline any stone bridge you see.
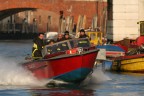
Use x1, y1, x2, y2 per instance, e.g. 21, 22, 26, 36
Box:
0, 0, 107, 32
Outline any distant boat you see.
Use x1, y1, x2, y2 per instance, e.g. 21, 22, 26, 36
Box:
111, 54, 144, 73
85, 31, 127, 58
110, 44, 144, 72
96, 44, 126, 58
22, 38, 99, 84
102, 36, 144, 73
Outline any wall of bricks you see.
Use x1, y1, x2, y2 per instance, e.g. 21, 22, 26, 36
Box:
0, 0, 107, 32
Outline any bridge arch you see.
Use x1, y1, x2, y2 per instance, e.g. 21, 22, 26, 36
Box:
0, 1, 67, 16
0, 0, 107, 32
0, 0, 67, 32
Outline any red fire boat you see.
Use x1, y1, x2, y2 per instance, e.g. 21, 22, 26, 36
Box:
23, 38, 99, 84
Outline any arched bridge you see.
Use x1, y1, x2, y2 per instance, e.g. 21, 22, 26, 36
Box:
0, 0, 107, 25
0, 0, 67, 20
0, 0, 107, 37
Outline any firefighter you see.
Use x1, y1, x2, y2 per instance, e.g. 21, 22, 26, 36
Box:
79, 29, 89, 38
32, 33, 44, 59
63, 31, 71, 40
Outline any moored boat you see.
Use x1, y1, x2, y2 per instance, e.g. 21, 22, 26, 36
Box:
96, 44, 126, 58
110, 44, 144, 72
22, 38, 99, 83
111, 54, 144, 73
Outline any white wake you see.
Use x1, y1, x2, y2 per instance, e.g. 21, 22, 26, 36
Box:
0, 57, 47, 87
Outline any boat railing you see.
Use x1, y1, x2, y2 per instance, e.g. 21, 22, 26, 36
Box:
86, 31, 103, 45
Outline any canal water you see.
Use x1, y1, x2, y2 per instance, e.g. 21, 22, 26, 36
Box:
0, 40, 144, 96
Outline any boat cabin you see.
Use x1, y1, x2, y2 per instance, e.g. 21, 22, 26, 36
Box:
42, 38, 91, 58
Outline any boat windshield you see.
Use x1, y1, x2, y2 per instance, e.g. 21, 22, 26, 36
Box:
69, 38, 90, 48
42, 38, 90, 56
42, 41, 69, 56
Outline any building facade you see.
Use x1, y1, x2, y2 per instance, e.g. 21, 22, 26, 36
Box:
107, 0, 144, 41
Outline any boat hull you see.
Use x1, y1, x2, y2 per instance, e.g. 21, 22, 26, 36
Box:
96, 45, 125, 58
111, 54, 144, 73
23, 49, 98, 83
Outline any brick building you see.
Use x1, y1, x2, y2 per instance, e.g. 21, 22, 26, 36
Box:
0, 0, 107, 34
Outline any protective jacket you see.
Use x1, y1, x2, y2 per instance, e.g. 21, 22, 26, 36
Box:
79, 34, 89, 38
32, 37, 44, 59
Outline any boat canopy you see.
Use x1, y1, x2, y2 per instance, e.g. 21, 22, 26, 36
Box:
42, 38, 91, 57
96, 45, 125, 52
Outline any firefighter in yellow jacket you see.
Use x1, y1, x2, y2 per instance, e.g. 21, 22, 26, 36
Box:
32, 33, 44, 59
